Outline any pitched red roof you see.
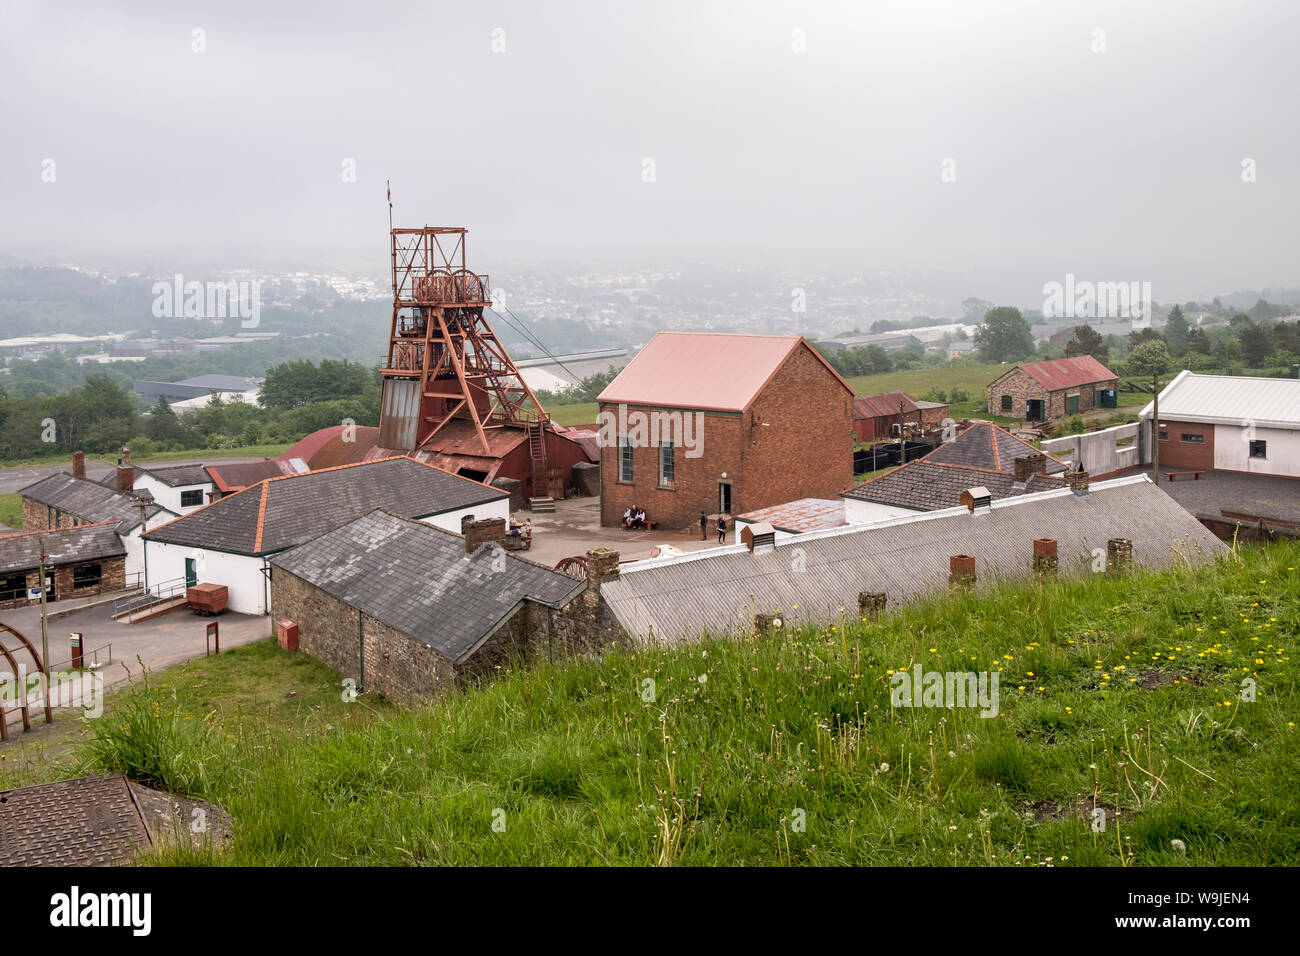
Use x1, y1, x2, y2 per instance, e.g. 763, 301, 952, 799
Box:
1015, 356, 1117, 391
852, 391, 918, 420
597, 333, 853, 412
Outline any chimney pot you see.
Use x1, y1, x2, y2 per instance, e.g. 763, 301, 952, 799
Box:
1065, 466, 1090, 496
949, 554, 976, 592
1033, 538, 1059, 577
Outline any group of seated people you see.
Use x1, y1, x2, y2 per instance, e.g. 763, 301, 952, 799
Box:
622, 506, 649, 530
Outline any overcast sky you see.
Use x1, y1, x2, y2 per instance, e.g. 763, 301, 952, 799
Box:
1, 0, 1296, 302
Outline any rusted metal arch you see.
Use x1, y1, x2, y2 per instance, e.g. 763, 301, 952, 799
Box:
0, 622, 54, 740
553, 556, 587, 579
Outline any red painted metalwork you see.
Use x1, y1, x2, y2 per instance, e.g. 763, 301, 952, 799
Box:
379, 227, 551, 460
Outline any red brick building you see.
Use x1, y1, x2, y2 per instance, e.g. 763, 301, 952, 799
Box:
596, 333, 855, 529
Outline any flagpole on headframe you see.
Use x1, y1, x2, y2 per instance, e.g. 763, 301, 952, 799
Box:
386, 179, 393, 233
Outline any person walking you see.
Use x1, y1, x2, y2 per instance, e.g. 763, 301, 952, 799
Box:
699, 511, 708, 541
716, 514, 727, 544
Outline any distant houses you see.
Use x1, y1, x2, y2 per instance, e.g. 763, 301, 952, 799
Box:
986, 356, 1119, 422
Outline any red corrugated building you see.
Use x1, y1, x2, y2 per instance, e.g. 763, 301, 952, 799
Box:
596, 332, 855, 529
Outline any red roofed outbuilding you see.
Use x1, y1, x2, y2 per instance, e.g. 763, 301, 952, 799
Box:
595, 332, 855, 529
986, 356, 1119, 422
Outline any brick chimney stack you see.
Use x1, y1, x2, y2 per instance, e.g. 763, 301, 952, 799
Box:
584, 547, 620, 593
71, 451, 85, 479
116, 463, 134, 494
949, 554, 976, 592
1033, 538, 1058, 578
463, 517, 508, 556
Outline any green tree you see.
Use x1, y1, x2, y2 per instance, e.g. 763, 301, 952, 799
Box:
1064, 324, 1110, 365
973, 307, 1035, 362
1238, 324, 1273, 367
1164, 305, 1190, 356
1127, 341, 1174, 377
1186, 327, 1211, 355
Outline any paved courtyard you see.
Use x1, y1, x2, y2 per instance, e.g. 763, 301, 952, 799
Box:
519, 496, 733, 567
1114, 467, 1300, 525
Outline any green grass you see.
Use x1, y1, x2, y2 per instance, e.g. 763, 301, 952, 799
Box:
0, 493, 20, 530
4, 541, 1297, 866
0, 444, 293, 472
546, 404, 598, 426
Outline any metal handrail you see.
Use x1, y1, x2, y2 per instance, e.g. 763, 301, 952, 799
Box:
47, 642, 112, 673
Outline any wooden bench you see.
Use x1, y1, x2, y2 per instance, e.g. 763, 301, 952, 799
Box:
1166, 471, 1204, 481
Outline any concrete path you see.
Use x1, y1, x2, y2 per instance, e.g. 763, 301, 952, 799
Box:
0, 602, 271, 694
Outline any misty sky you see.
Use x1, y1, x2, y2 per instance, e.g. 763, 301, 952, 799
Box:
2, 0, 1297, 303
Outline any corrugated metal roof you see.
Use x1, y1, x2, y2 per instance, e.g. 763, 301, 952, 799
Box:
1142, 371, 1300, 428
1012, 356, 1117, 391
736, 498, 845, 533
602, 475, 1225, 645
597, 332, 852, 412
852, 391, 918, 421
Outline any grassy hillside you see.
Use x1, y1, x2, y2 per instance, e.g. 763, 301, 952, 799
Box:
0, 493, 20, 530
3, 541, 1296, 866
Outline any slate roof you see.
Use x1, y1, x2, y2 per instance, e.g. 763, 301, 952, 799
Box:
136, 463, 212, 487
270, 509, 584, 663
603, 476, 1227, 645
18, 472, 172, 533
843, 461, 1063, 510
205, 459, 309, 493
145, 456, 509, 556
0, 523, 126, 575
0, 773, 230, 866
843, 424, 1068, 510
924, 423, 1068, 473
597, 333, 853, 412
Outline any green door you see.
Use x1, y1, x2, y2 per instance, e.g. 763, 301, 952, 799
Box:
1066, 394, 1079, 415
185, 558, 197, 588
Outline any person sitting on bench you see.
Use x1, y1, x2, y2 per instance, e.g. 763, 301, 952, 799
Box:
635, 508, 648, 529
622, 507, 634, 529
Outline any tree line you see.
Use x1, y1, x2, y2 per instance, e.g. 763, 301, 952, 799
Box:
0, 360, 380, 461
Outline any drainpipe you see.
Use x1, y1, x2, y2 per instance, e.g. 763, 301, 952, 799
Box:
357, 608, 364, 691
262, 558, 270, 614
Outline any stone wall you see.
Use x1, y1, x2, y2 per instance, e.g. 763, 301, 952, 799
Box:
986, 367, 1119, 420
